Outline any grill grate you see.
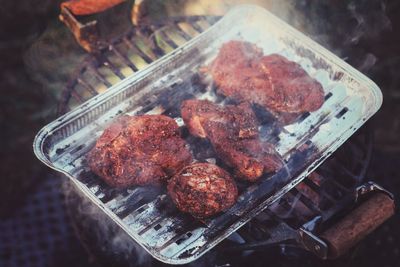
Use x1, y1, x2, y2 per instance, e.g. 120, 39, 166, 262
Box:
53, 12, 375, 264
58, 16, 220, 115
63, 126, 372, 265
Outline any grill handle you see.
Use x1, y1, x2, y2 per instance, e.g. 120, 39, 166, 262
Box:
320, 192, 395, 258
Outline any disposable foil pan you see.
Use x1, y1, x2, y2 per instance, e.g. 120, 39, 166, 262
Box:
33, 5, 382, 264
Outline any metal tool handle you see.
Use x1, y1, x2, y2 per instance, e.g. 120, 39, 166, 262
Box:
320, 192, 395, 258
60, 0, 146, 52
59, 0, 128, 52
61, 0, 126, 16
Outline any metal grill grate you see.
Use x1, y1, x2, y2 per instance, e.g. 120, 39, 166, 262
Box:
58, 15, 220, 115
227, 126, 372, 249
64, 125, 373, 265
52, 12, 378, 264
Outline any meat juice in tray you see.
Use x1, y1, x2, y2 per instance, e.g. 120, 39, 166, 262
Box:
33, 5, 382, 264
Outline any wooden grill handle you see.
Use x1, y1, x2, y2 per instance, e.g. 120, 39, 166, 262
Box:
321, 192, 395, 258
61, 0, 126, 16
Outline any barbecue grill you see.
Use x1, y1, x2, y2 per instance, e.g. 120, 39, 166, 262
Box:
33, 1, 395, 265
63, 124, 390, 266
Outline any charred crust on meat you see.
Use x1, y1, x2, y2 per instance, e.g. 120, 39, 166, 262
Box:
88, 115, 193, 188
167, 163, 238, 218
181, 99, 283, 182
208, 40, 325, 123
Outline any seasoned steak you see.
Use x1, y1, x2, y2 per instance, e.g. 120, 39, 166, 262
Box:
209, 40, 324, 122
257, 54, 325, 113
88, 115, 192, 188
168, 163, 238, 218
181, 99, 282, 181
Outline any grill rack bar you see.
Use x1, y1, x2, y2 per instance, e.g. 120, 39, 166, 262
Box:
58, 16, 220, 115
54, 11, 376, 263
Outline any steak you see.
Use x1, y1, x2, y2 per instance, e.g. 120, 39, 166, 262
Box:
181, 99, 282, 181
209, 40, 325, 123
88, 115, 192, 187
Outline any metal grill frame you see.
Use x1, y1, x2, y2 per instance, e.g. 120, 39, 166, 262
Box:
63, 126, 374, 265
34, 5, 383, 264
58, 11, 377, 261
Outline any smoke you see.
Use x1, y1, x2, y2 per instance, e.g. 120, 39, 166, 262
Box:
29, 1, 394, 266
357, 53, 378, 73
346, 1, 392, 45
193, 0, 392, 74
288, 0, 392, 72
269, 192, 302, 219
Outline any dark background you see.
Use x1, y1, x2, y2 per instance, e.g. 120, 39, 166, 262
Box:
0, 0, 399, 266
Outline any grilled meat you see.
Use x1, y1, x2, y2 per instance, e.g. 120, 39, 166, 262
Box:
208, 40, 263, 96
88, 115, 192, 188
181, 99, 282, 181
168, 163, 238, 218
257, 54, 325, 113
209, 40, 324, 121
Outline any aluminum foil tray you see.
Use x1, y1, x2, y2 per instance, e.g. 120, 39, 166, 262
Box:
33, 5, 382, 264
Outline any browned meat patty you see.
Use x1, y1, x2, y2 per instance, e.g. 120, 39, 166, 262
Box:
167, 163, 238, 218
181, 99, 282, 181
209, 40, 324, 121
88, 115, 192, 188
257, 54, 324, 113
